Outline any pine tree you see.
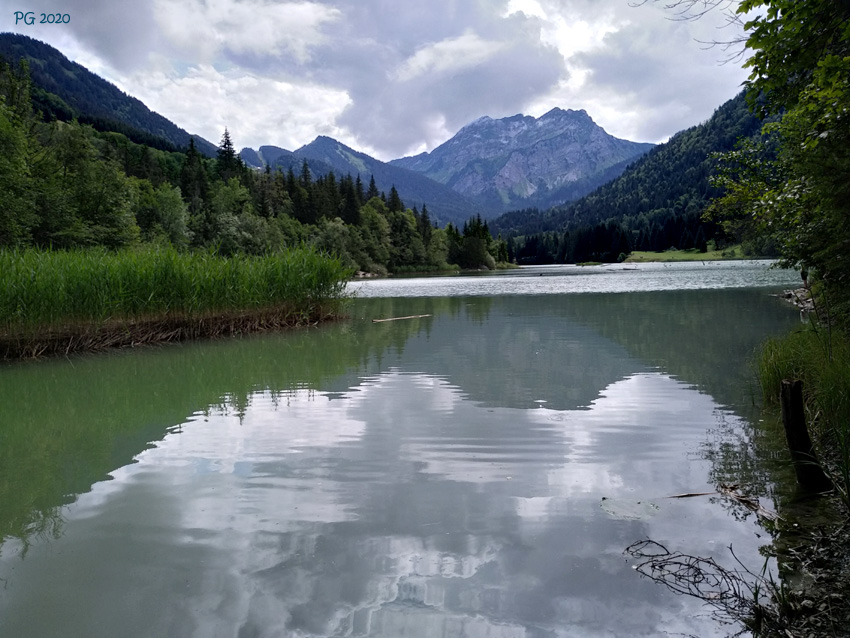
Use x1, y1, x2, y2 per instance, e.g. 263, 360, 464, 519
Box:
340, 180, 361, 225
419, 204, 432, 247
388, 185, 404, 212
216, 128, 241, 182
366, 174, 379, 200
355, 174, 365, 204
180, 138, 210, 227
299, 159, 312, 189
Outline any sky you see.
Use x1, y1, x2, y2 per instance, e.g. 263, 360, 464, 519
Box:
2, 0, 750, 161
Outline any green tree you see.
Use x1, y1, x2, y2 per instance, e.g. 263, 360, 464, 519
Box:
387, 185, 404, 213
339, 177, 361, 225
418, 203, 433, 247
204, 177, 253, 254
366, 174, 379, 200
689, 0, 850, 321
32, 122, 139, 248
216, 128, 242, 183
386, 208, 425, 269
180, 138, 210, 228
0, 101, 35, 245
359, 198, 392, 272
132, 179, 190, 248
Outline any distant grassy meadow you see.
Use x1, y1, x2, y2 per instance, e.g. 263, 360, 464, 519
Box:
624, 245, 746, 262
0, 247, 351, 359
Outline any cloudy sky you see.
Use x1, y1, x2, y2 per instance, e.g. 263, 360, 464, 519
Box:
2, 0, 749, 160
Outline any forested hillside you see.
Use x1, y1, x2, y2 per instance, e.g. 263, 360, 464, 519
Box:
0, 33, 217, 155
241, 136, 486, 227
291, 136, 485, 226
0, 57, 505, 274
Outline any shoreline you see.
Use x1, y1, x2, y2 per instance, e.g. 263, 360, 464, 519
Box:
1, 247, 351, 362
624, 245, 750, 262
1, 303, 344, 361
754, 291, 850, 635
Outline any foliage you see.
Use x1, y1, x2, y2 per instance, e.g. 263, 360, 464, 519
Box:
0, 99, 36, 245
0, 246, 350, 335
445, 215, 503, 269
700, 0, 850, 327
131, 180, 190, 248
0, 55, 457, 275
756, 327, 850, 507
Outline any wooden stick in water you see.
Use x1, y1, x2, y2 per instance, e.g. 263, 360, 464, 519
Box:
372, 314, 432, 323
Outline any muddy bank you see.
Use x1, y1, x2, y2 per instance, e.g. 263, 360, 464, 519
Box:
769, 497, 850, 637
1, 304, 342, 360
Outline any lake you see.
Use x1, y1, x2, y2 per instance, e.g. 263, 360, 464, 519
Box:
0, 261, 803, 637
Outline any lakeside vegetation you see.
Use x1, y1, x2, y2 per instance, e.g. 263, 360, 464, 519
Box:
710, 0, 850, 521
0, 246, 350, 359
0, 51, 508, 358
757, 327, 850, 507
625, 244, 746, 262
628, 2, 850, 635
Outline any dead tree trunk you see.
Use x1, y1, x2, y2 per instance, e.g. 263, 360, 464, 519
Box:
780, 379, 834, 492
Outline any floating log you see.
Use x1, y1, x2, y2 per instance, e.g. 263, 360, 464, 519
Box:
780, 379, 834, 492
372, 314, 432, 323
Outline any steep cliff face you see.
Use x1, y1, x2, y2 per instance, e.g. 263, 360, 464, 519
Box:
391, 108, 654, 213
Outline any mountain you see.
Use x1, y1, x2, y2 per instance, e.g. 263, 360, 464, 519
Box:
490, 91, 763, 238
240, 136, 485, 226
390, 108, 654, 214
240, 145, 292, 169
0, 33, 217, 156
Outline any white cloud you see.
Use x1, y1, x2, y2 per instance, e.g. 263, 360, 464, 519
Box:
392, 32, 507, 82
153, 0, 341, 63
519, 1, 750, 143
0, 0, 755, 158
126, 63, 352, 150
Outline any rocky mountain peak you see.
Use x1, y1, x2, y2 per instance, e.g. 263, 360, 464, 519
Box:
389, 108, 654, 214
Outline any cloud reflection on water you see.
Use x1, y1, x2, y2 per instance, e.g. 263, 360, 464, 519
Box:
1, 368, 760, 637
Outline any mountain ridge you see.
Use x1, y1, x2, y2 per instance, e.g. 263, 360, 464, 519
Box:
240, 136, 486, 226
390, 108, 654, 213
490, 90, 763, 239
0, 33, 217, 156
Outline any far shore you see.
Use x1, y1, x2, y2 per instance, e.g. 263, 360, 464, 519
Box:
624, 245, 749, 262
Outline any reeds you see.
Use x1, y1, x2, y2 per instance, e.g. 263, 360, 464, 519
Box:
0, 246, 351, 358
757, 327, 850, 507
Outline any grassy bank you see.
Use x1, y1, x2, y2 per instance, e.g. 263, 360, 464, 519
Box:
757, 326, 850, 505
754, 325, 850, 635
0, 247, 351, 359
625, 245, 746, 262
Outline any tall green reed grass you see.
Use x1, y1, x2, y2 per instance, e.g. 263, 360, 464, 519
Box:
757, 327, 850, 507
0, 246, 351, 334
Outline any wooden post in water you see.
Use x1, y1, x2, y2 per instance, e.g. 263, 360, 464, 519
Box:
780, 379, 833, 492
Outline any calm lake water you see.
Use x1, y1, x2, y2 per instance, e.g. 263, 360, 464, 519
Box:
0, 261, 803, 637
